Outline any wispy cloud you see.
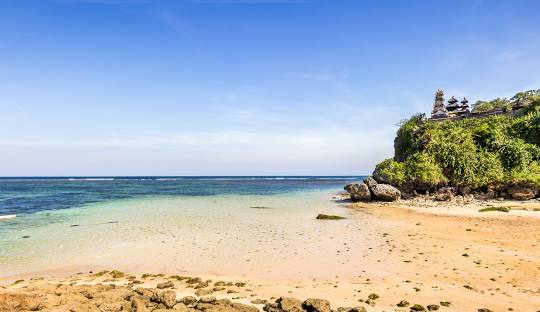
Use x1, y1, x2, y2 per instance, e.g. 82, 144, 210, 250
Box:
490, 50, 524, 63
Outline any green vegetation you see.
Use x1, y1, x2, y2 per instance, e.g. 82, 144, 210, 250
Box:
472, 89, 540, 113
478, 207, 510, 213
374, 90, 540, 192
315, 214, 346, 220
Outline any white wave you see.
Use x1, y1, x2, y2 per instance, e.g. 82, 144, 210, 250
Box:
0, 214, 16, 220
68, 178, 115, 181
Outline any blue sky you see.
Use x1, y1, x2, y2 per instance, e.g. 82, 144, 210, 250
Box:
1, 0, 539, 176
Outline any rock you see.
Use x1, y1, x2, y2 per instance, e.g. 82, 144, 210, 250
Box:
397, 300, 409, 307
156, 281, 174, 289
478, 309, 493, 312
427, 304, 440, 311
458, 186, 471, 196
410, 304, 426, 311
371, 184, 401, 201
302, 298, 332, 312
182, 296, 198, 306
401, 192, 414, 200
367, 293, 379, 300
132, 297, 150, 312
337, 307, 367, 312
364, 299, 375, 306
344, 183, 371, 202
135, 288, 154, 301
0, 293, 44, 311
151, 290, 177, 309
195, 289, 214, 296
316, 214, 346, 220
199, 296, 217, 304
508, 186, 537, 200
276, 297, 303, 312
434, 188, 454, 201
194, 282, 210, 289
363, 177, 378, 190
251, 299, 268, 305
186, 277, 202, 284
263, 302, 283, 312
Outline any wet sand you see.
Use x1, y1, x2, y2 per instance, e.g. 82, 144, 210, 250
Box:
1, 198, 539, 311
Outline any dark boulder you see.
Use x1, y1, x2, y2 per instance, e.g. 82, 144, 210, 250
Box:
343, 183, 371, 202
363, 177, 378, 190
371, 184, 401, 201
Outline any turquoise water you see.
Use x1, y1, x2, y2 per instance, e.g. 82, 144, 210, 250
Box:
0, 177, 365, 277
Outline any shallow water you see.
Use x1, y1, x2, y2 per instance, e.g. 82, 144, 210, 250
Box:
0, 177, 373, 279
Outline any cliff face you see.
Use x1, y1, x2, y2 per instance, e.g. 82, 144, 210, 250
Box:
373, 91, 540, 200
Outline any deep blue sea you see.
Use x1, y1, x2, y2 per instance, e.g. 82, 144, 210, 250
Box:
0, 176, 362, 216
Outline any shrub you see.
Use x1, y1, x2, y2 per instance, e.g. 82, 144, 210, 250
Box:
394, 114, 425, 162
373, 158, 406, 186
404, 153, 447, 190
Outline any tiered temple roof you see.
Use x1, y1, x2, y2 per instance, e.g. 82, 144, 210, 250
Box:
431, 90, 470, 119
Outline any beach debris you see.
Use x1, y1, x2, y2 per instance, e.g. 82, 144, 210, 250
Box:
427, 304, 440, 311
477, 309, 493, 312
250, 206, 276, 209
439, 301, 451, 307
316, 214, 346, 220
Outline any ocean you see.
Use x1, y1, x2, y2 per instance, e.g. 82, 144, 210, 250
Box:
0, 176, 366, 278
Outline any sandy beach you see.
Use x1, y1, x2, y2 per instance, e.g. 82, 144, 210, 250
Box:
2, 195, 539, 311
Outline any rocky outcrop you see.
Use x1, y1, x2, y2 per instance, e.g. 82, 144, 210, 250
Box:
264, 297, 341, 312
344, 179, 402, 202
507, 185, 537, 200
344, 183, 371, 202
357, 175, 540, 202
302, 298, 332, 312
363, 177, 378, 189
371, 184, 401, 201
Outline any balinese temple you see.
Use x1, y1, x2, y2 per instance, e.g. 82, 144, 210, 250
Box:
431, 89, 448, 119
431, 91, 470, 119
459, 98, 470, 114
446, 96, 460, 114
